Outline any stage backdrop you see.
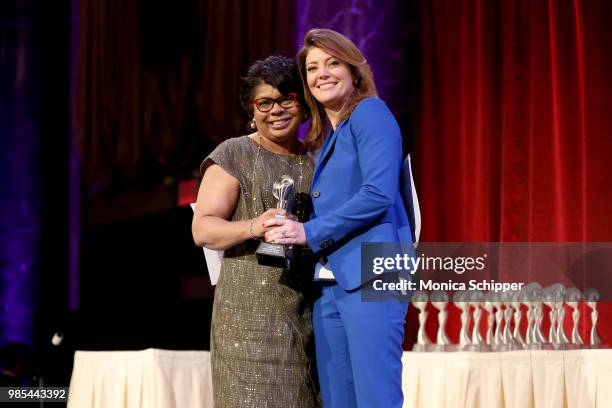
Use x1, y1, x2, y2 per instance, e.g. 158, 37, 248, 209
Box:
404, 0, 612, 348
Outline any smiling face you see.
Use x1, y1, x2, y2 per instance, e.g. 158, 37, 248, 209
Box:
305, 47, 355, 111
251, 83, 303, 146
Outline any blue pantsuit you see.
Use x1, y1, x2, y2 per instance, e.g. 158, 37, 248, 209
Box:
304, 98, 412, 407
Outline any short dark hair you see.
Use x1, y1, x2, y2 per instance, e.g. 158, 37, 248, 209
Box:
239, 55, 308, 117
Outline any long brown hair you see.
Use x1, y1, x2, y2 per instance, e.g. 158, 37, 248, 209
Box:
297, 28, 377, 150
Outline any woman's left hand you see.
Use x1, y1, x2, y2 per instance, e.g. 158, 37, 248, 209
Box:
263, 218, 307, 245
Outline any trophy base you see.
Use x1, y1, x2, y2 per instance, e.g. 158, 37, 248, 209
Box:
256, 242, 290, 268
412, 343, 429, 352
413, 344, 494, 352
454, 344, 489, 352
527, 343, 606, 350
473, 344, 493, 352
525, 343, 580, 351
558, 343, 582, 350
523, 343, 562, 350
426, 344, 453, 352
490, 343, 521, 352
411, 344, 452, 352
582, 343, 609, 349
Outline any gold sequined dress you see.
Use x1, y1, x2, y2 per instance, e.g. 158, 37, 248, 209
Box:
201, 136, 318, 408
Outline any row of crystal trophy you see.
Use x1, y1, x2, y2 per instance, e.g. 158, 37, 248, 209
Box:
412, 284, 604, 352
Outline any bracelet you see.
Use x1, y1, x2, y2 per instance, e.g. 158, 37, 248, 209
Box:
248, 219, 258, 240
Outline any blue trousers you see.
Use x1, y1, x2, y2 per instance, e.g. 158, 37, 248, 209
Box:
313, 282, 408, 408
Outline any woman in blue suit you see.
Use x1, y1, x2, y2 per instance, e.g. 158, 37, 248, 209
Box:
264, 28, 411, 408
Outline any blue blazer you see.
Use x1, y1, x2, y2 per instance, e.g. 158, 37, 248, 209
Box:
304, 98, 413, 290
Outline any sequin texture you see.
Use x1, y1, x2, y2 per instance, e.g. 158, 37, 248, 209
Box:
201, 136, 319, 408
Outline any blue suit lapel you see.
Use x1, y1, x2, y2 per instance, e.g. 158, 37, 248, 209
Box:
312, 120, 348, 185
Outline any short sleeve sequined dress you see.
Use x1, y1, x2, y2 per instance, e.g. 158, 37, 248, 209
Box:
200, 135, 318, 408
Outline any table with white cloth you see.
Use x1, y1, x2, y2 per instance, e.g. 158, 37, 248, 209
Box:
402, 349, 612, 408
68, 348, 612, 408
67, 349, 213, 408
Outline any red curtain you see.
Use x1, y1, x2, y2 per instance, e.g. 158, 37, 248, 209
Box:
76, 0, 296, 191
405, 0, 612, 348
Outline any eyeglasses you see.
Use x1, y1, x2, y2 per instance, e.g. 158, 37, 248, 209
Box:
252, 93, 299, 113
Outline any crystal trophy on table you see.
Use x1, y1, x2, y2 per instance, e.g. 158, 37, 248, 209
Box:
412, 291, 432, 352
510, 290, 525, 346
565, 287, 584, 347
431, 290, 450, 350
500, 291, 518, 350
483, 293, 496, 347
453, 291, 476, 351
584, 288, 603, 347
469, 290, 486, 350
543, 284, 565, 348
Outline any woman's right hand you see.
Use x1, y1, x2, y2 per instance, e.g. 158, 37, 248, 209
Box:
250, 208, 287, 239
193, 163, 289, 249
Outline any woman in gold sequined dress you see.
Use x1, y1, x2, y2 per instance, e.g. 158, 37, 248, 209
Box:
192, 55, 318, 407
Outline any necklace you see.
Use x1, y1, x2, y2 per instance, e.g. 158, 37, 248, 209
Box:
247, 135, 305, 204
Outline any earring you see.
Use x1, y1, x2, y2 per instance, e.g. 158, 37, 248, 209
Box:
249, 118, 256, 130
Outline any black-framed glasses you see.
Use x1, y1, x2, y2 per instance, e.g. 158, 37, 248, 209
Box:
252, 92, 299, 113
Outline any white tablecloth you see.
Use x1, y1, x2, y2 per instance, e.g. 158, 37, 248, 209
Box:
402, 349, 612, 408
68, 348, 612, 408
67, 349, 213, 408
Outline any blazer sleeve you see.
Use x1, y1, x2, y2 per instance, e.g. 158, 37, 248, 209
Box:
304, 98, 403, 252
